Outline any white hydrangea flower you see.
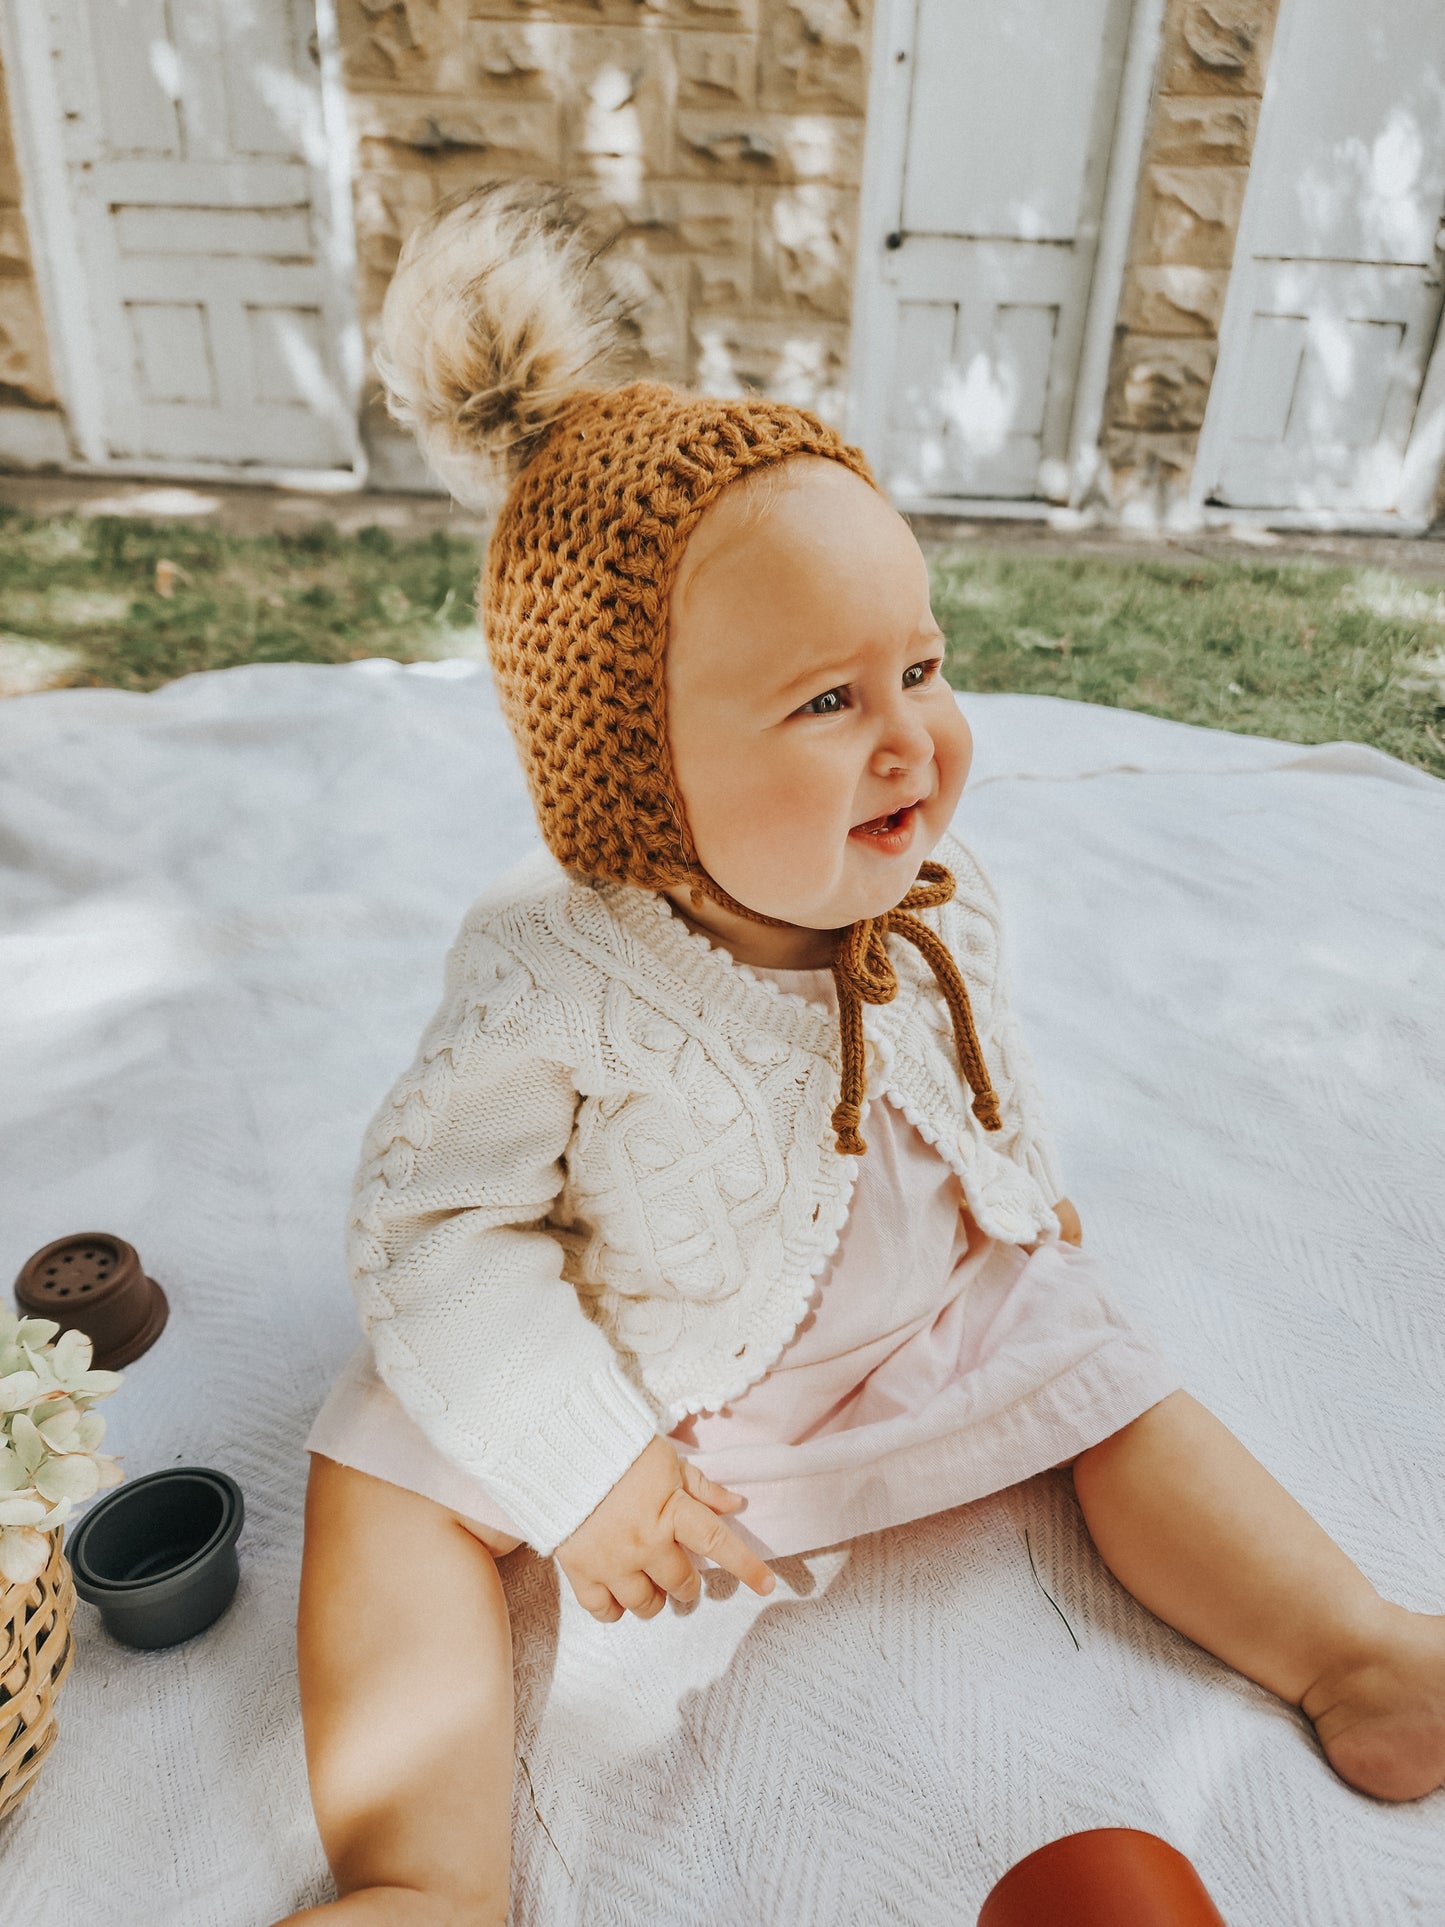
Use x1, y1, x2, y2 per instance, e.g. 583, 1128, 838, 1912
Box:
0, 1312, 125, 1590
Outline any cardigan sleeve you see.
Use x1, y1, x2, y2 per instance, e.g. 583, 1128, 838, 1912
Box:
344, 918, 661, 1558
938, 829, 1069, 1209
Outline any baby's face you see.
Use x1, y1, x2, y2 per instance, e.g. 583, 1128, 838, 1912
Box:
662, 456, 971, 968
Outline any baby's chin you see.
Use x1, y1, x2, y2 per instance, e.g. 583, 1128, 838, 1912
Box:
710, 813, 941, 922
748, 846, 938, 929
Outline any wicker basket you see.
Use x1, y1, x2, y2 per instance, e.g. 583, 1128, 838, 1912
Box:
0, 1525, 76, 1826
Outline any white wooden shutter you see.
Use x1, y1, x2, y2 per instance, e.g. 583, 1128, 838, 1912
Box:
50, 0, 359, 472
1203, 0, 1445, 514
872, 0, 1134, 503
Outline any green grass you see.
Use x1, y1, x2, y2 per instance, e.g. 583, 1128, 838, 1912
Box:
0, 507, 487, 694
1, 504, 1443, 780
930, 548, 1445, 780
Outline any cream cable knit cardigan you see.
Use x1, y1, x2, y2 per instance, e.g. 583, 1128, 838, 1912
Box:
345, 826, 1067, 1556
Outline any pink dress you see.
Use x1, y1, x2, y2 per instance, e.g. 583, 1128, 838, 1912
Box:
304, 960, 1183, 1559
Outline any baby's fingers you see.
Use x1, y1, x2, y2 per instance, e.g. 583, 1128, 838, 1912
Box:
674, 1492, 775, 1596
568, 1572, 626, 1622
677, 1456, 745, 1513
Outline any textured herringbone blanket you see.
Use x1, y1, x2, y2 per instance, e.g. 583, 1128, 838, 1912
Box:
1, 660, 1441, 1926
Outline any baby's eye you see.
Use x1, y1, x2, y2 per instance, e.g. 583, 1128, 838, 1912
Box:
797, 658, 942, 717
905, 657, 943, 688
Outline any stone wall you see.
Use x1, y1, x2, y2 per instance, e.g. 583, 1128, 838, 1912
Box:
0, 44, 67, 466
1098, 0, 1282, 519
338, 0, 875, 488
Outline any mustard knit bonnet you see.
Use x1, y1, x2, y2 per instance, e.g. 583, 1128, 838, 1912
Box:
377, 180, 1002, 1159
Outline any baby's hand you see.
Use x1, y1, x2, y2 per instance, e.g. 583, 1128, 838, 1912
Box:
1020, 1195, 1083, 1255
554, 1434, 775, 1622
1053, 1196, 1083, 1246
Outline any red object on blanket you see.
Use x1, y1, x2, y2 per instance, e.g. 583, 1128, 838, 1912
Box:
978, 1828, 1228, 1926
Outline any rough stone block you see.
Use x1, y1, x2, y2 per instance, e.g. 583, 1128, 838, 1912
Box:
0, 403, 70, 471
0, 154, 18, 210
674, 31, 757, 108
608, 246, 691, 375
599, 179, 752, 256
1112, 336, 1217, 431
1101, 425, 1196, 479
675, 109, 862, 183
1117, 264, 1228, 337
0, 106, 22, 206
597, 180, 754, 310
467, 0, 593, 17
468, 20, 567, 97
1150, 93, 1258, 167
759, 0, 869, 115
666, 0, 757, 23
753, 182, 855, 318
559, 26, 673, 184
0, 281, 56, 406
338, 0, 476, 93
352, 165, 436, 282
689, 246, 752, 309
1136, 164, 1248, 267
1098, 426, 1199, 518
467, 0, 758, 28
1158, 0, 1278, 98
687, 310, 849, 420
353, 94, 564, 181
0, 207, 34, 275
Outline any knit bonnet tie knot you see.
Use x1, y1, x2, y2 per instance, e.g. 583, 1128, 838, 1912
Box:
829, 860, 1001, 1157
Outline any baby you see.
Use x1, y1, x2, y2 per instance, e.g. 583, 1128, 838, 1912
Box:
283, 181, 1445, 1926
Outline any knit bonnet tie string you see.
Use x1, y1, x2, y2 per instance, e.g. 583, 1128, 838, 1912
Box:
829, 860, 1003, 1157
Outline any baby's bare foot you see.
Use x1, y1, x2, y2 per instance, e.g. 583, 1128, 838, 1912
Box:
1301, 1605, 1445, 1802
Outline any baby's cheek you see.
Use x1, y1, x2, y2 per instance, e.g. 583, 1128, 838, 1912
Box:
694, 762, 839, 912
768, 760, 845, 845
939, 702, 973, 799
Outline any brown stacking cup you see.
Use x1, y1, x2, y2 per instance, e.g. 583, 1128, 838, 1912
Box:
978, 1828, 1228, 1926
12, 1233, 170, 1370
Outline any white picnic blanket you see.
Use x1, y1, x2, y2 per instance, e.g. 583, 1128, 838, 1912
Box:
0, 659, 1441, 1926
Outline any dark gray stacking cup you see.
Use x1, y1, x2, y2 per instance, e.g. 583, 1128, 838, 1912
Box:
66, 1468, 244, 1650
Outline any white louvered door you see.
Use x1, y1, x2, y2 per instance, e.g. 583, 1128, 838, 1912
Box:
47, 0, 360, 473
855, 0, 1137, 506
1199, 0, 1445, 515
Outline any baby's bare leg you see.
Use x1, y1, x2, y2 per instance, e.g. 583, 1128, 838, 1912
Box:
1069, 1389, 1445, 1802
275, 1454, 521, 1926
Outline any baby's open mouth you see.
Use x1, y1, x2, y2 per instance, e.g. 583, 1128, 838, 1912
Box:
850, 802, 919, 839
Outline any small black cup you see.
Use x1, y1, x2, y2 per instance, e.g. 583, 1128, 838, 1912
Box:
66, 1467, 244, 1650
